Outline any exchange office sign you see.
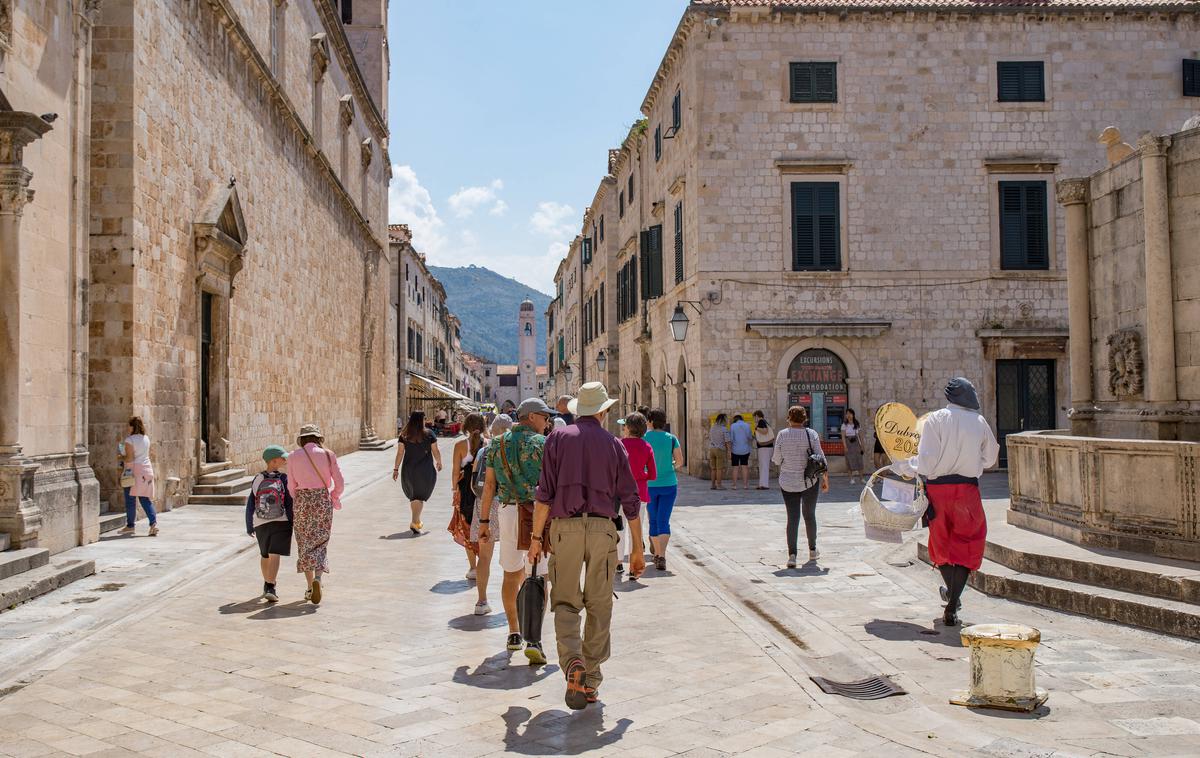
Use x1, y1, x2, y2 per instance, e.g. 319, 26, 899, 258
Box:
787, 349, 848, 394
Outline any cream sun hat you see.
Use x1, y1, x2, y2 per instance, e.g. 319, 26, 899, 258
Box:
568, 382, 618, 417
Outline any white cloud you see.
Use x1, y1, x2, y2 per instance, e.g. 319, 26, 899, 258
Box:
529, 201, 577, 239
448, 179, 506, 219
388, 164, 447, 256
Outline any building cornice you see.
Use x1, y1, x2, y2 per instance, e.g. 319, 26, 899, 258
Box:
203, 0, 383, 252
313, 0, 388, 143
746, 319, 891, 338
775, 157, 853, 174
640, 11, 700, 116
984, 157, 1059, 174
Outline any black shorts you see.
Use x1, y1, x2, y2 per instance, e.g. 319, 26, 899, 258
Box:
255, 521, 293, 558
731, 453, 750, 467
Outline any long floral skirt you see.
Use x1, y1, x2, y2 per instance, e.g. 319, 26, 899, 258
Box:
294, 488, 333, 573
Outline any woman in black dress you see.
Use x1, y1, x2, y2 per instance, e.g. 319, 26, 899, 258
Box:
392, 411, 442, 535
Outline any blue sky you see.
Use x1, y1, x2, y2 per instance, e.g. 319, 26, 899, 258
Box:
386, 0, 690, 295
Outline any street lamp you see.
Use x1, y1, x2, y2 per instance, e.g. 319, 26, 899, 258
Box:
564, 362, 574, 385
670, 301, 704, 342
596, 349, 607, 374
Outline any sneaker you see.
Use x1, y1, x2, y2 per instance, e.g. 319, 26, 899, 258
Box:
939, 586, 963, 611
524, 642, 547, 666
309, 579, 322, 605
563, 658, 589, 710
466, 568, 477, 581
809, 548, 820, 561
943, 610, 961, 627
263, 583, 278, 603
786, 554, 797, 569
304, 588, 312, 602
615, 563, 625, 575
148, 525, 158, 537
474, 600, 491, 616
506, 632, 523, 651
117, 526, 135, 535
655, 556, 666, 571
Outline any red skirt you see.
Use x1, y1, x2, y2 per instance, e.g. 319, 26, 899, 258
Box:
926, 483, 987, 570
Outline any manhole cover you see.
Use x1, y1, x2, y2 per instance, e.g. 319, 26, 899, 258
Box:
810, 676, 907, 700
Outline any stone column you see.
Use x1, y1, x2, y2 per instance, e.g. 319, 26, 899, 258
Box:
0, 111, 53, 547
1056, 179, 1093, 407
1138, 134, 1177, 403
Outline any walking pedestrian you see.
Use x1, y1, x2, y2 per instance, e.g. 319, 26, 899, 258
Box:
729, 414, 754, 490
892, 378, 999, 626
287, 424, 344, 605
644, 408, 683, 570
478, 398, 552, 664
471, 415, 514, 616
245, 445, 294, 603
392, 411, 442, 536
452, 413, 487, 581
528, 382, 645, 709
754, 416, 775, 490
555, 395, 575, 426
616, 412, 655, 576
118, 417, 159, 536
707, 413, 731, 490
772, 406, 830, 568
842, 408, 864, 484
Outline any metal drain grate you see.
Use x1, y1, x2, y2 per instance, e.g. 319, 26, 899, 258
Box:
810, 676, 907, 700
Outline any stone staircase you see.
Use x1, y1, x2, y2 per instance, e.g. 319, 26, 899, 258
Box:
187, 461, 255, 506
918, 518, 1200, 641
358, 434, 393, 451
0, 533, 95, 612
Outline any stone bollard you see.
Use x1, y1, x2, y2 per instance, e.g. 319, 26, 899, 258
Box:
950, 624, 1049, 712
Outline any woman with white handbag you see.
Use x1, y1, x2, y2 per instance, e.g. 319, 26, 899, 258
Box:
118, 417, 158, 536
892, 378, 999, 626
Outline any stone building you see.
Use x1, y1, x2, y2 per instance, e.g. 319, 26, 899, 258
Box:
0, 0, 395, 562
551, 0, 1200, 474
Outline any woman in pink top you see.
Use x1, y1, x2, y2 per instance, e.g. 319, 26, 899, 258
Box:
287, 423, 345, 605
617, 412, 656, 576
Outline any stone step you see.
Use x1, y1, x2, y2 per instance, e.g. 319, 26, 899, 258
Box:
0, 548, 50, 582
358, 437, 394, 451
986, 520, 1200, 605
0, 534, 8, 552
191, 475, 255, 496
99, 512, 126, 534
917, 541, 1200, 641
198, 460, 233, 476
0, 557, 96, 612
186, 493, 249, 506
196, 468, 248, 485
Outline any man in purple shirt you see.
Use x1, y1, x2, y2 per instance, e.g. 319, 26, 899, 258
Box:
528, 382, 644, 710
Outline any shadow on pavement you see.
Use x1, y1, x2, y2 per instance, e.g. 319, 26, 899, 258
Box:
967, 704, 1052, 720
448, 612, 509, 631
772, 563, 830, 578
248, 601, 317, 620
430, 579, 473, 594
452, 651, 557, 690
864, 619, 963, 647
502, 705, 632, 755
379, 531, 420, 540
217, 598, 267, 614
613, 580, 647, 593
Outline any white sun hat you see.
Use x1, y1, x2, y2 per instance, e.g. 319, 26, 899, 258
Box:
568, 382, 618, 417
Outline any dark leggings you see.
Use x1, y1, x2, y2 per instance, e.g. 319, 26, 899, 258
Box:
938, 564, 971, 613
781, 485, 820, 554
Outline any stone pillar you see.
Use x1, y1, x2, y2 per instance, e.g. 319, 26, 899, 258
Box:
0, 111, 53, 547
1056, 179, 1093, 408
1138, 135, 1177, 403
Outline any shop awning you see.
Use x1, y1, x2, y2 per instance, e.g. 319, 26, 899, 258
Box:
407, 371, 472, 404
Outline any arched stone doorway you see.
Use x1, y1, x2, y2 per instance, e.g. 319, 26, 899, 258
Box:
776, 340, 863, 458
675, 355, 689, 464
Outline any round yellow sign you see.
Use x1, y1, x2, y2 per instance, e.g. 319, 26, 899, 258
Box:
875, 402, 921, 463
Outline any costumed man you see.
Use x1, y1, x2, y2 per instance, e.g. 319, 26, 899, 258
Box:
892, 377, 999, 626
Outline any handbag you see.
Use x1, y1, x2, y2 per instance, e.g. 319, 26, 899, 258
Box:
803, 428, 828, 482
517, 561, 546, 644
120, 469, 135, 489
498, 433, 550, 553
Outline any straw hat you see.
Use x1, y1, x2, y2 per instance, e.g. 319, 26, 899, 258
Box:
568, 382, 618, 417
297, 423, 324, 445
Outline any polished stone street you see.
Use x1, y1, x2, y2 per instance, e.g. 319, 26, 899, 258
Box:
1, 440, 1199, 757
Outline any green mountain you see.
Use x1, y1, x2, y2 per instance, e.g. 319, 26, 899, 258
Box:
428, 265, 551, 365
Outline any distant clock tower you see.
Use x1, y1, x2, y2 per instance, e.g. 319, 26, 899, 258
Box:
518, 299, 537, 398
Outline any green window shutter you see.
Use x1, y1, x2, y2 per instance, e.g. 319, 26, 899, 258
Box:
649, 224, 664, 298
672, 90, 682, 131
814, 63, 837, 102
790, 63, 814, 102
639, 231, 650, 299
654, 125, 662, 161
628, 174, 634, 202
791, 182, 840, 271
599, 283, 605, 332
582, 236, 592, 265
790, 62, 836, 103
998, 61, 1044, 102
558, 336, 564, 363
999, 181, 1049, 270
631, 254, 639, 307
1185, 59, 1200, 97
674, 202, 684, 285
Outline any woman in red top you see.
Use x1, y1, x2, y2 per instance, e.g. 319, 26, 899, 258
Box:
617, 412, 656, 576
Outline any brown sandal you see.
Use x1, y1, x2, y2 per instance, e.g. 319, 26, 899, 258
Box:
564, 658, 588, 710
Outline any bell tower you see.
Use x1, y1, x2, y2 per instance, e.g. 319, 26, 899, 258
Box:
518, 299, 536, 397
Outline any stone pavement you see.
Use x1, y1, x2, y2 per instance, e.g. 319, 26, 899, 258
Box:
0, 442, 1197, 756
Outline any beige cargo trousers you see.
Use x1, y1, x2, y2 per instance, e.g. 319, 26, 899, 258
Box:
547, 514, 619, 688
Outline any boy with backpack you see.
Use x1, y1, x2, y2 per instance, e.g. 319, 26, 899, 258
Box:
245, 445, 294, 602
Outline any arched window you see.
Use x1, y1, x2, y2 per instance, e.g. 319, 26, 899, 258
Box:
524, 323, 532, 336
786, 349, 848, 446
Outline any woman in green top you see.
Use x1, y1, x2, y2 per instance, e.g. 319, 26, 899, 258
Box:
644, 409, 685, 571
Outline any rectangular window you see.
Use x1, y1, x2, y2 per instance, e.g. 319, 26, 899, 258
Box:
341, 0, 353, 24
673, 201, 684, 286
790, 182, 841, 271
581, 236, 593, 265
599, 215, 605, 242
998, 181, 1049, 270
599, 283, 605, 332
406, 327, 414, 360
789, 62, 837, 103
628, 174, 634, 203
671, 90, 682, 132
654, 124, 662, 162
997, 61, 1045, 102
1185, 59, 1200, 97
619, 190, 625, 218
640, 225, 664, 300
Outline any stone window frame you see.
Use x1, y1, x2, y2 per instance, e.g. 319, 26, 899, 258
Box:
269, 0, 288, 85
310, 33, 329, 149
986, 165, 1060, 274
775, 160, 851, 277
989, 55, 1052, 112
782, 57, 842, 113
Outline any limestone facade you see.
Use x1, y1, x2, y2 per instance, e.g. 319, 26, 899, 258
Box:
551, 0, 1200, 474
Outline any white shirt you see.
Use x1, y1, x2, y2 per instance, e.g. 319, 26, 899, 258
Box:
893, 405, 1000, 480
124, 434, 151, 466
841, 423, 859, 440
771, 426, 826, 492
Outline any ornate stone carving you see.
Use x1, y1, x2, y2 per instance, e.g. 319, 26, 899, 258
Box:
0, 165, 33, 214
0, 1, 12, 56
1137, 133, 1171, 159
0, 111, 54, 165
1107, 329, 1144, 398
193, 182, 248, 293
1055, 178, 1089, 207
339, 95, 355, 129
360, 137, 373, 167
310, 33, 329, 82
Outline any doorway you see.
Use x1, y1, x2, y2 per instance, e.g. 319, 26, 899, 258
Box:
996, 359, 1056, 466
201, 292, 212, 457
199, 290, 229, 462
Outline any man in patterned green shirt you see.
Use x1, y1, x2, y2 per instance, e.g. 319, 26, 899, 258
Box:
479, 397, 553, 664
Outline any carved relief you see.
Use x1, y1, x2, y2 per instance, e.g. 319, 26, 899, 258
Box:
310, 33, 329, 82
360, 137, 373, 167
1055, 178, 1089, 207
1107, 329, 1144, 398
0, 1, 12, 55
339, 95, 355, 129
